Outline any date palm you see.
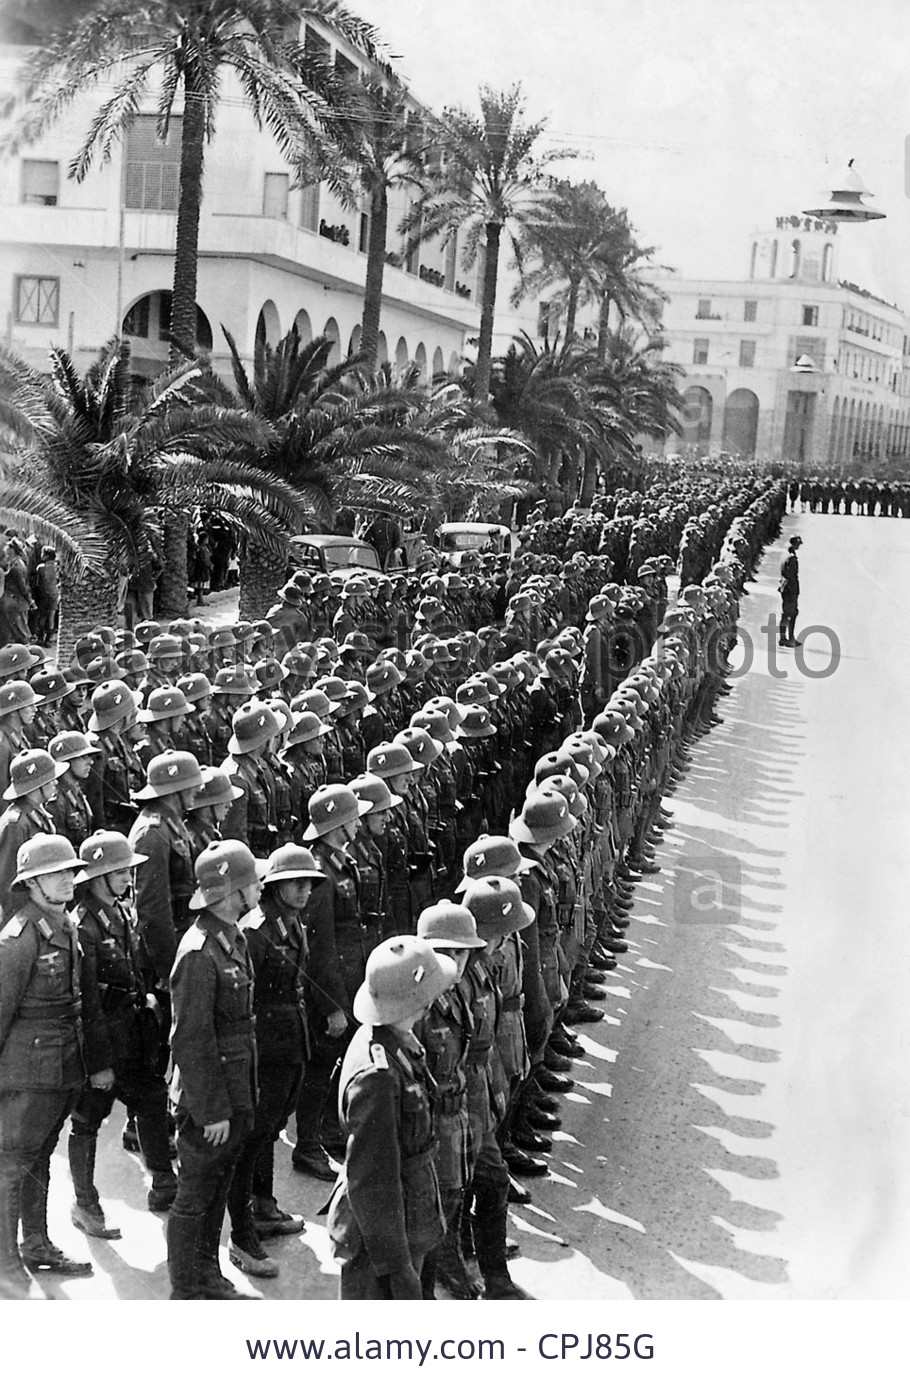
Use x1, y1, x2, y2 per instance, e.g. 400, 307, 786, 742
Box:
324, 71, 426, 368
402, 84, 571, 404
0, 337, 308, 655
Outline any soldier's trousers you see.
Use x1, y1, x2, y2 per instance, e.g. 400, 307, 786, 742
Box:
294, 1033, 347, 1157
0, 1087, 79, 1259
228, 1062, 303, 1228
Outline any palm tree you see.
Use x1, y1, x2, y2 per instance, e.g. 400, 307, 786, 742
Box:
3, 0, 379, 357
402, 84, 571, 404
210, 328, 453, 617
592, 211, 669, 360
324, 71, 426, 368
511, 178, 615, 343
0, 338, 309, 655
484, 334, 632, 505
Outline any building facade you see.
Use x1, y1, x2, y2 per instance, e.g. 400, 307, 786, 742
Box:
0, 19, 484, 384
656, 218, 910, 467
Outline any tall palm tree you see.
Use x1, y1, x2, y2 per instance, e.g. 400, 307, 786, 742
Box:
592, 211, 669, 360
511, 178, 616, 343
3, 0, 379, 357
324, 71, 426, 368
0, 338, 308, 654
402, 84, 571, 404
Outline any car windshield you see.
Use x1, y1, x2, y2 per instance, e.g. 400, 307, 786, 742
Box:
442, 529, 503, 552
321, 544, 380, 571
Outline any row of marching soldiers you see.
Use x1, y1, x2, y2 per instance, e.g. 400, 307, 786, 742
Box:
0, 556, 743, 1300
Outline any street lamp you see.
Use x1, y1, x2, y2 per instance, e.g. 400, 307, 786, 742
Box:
802, 160, 885, 223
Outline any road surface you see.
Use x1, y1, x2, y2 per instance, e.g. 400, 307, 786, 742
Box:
32, 510, 910, 1300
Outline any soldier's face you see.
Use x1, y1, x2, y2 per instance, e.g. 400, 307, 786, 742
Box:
212, 798, 232, 826
365, 808, 389, 836
436, 946, 471, 981
31, 867, 75, 906
104, 867, 133, 899
70, 756, 93, 780
277, 879, 311, 911
37, 778, 58, 804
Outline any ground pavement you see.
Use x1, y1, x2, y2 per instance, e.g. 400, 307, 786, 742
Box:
30, 513, 910, 1299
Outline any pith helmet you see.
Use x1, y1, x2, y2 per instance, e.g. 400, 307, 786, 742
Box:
192, 766, 243, 808
457, 835, 535, 891
347, 772, 403, 813
133, 750, 204, 801
302, 783, 371, 841
47, 731, 102, 763
353, 936, 458, 1024
261, 844, 326, 884
227, 701, 281, 755
366, 742, 418, 780
76, 830, 147, 881
88, 680, 137, 733
138, 685, 195, 723
416, 900, 485, 950
189, 839, 263, 910
12, 833, 86, 887
460, 875, 535, 939
510, 788, 576, 844
3, 748, 67, 800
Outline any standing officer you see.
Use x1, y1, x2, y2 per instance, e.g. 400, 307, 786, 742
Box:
291, 783, 372, 1179
68, 830, 178, 1231
326, 935, 456, 1299
0, 834, 96, 1296
226, 843, 325, 1278
779, 535, 803, 647
129, 750, 203, 985
0, 749, 64, 922
167, 839, 261, 1300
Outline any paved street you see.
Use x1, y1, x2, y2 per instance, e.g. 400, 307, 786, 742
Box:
32, 511, 910, 1300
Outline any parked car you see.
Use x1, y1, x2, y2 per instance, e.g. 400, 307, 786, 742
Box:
289, 534, 383, 581
435, 522, 518, 567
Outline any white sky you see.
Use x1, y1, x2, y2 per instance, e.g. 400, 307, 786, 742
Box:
353, 0, 910, 307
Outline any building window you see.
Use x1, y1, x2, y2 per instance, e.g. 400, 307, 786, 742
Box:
744, 299, 757, 322
123, 296, 150, 338
335, 50, 358, 82
769, 240, 778, 277
739, 340, 756, 368
15, 275, 59, 326
303, 24, 330, 62
693, 338, 709, 365
696, 298, 712, 319
789, 238, 801, 278
124, 115, 181, 211
822, 243, 833, 282
802, 304, 818, 327
299, 182, 319, 232
263, 173, 289, 219
21, 159, 59, 206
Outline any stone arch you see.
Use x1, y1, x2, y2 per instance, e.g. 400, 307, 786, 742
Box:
255, 299, 281, 352
395, 335, 409, 370
348, 324, 362, 358
432, 347, 445, 379
829, 396, 841, 460
323, 316, 341, 366
293, 308, 313, 344
448, 351, 461, 376
680, 385, 713, 449
722, 388, 759, 457
122, 290, 212, 351
414, 342, 428, 381
376, 331, 389, 366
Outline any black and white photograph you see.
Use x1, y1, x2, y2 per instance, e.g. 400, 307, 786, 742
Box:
0, 0, 907, 1371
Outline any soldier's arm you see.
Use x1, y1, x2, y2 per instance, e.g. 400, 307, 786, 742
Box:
170, 943, 231, 1125
131, 823, 177, 982
75, 916, 115, 1076
341, 1066, 413, 1277
304, 876, 351, 1024
0, 921, 38, 1053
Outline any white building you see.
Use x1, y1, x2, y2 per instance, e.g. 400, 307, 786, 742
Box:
0, 18, 484, 384
655, 218, 910, 466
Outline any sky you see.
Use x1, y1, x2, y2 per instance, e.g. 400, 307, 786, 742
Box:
353, 0, 910, 307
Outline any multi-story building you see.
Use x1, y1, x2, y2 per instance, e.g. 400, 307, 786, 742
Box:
0, 17, 482, 383
655, 218, 910, 466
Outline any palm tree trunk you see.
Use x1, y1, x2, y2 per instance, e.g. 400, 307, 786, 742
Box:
57, 564, 121, 663
170, 68, 206, 364
597, 294, 612, 363
158, 515, 189, 619
239, 536, 289, 621
360, 185, 388, 368
474, 222, 502, 404
565, 278, 580, 343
